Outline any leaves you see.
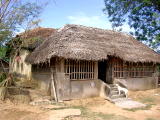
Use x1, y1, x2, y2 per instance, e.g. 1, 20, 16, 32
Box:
103, 0, 160, 50
0, 0, 43, 46
0, 0, 45, 61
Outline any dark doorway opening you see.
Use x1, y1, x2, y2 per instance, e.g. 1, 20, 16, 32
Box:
98, 61, 107, 82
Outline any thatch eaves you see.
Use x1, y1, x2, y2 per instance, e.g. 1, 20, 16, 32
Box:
26, 24, 160, 64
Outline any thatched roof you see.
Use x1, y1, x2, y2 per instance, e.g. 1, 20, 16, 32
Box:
15, 27, 55, 50
26, 24, 160, 64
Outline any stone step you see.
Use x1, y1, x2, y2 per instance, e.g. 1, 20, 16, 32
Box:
110, 88, 118, 91
110, 88, 119, 91
110, 86, 117, 89
109, 84, 116, 87
110, 94, 125, 99
109, 85, 118, 88
110, 91, 119, 95
111, 98, 131, 103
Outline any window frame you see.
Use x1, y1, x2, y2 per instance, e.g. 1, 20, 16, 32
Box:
64, 59, 95, 80
112, 58, 155, 78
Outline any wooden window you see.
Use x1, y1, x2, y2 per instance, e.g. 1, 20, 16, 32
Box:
112, 58, 155, 78
64, 59, 94, 80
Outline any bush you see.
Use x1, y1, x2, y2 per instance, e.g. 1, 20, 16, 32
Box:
0, 72, 7, 83
0, 73, 15, 87
0, 87, 7, 100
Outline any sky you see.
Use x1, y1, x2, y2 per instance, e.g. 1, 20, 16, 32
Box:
39, 0, 131, 32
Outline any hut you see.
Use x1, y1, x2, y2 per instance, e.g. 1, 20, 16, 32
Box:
26, 24, 160, 101
9, 27, 55, 80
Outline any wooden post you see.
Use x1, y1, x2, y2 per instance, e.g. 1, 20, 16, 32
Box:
60, 59, 64, 73
111, 63, 114, 83
51, 67, 58, 102
123, 62, 127, 78
94, 62, 98, 79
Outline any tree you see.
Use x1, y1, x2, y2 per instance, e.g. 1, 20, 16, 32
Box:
103, 0, 160, 50
0, 0, 47, 64
0, 0, 43, 45
0, 0, 46, 73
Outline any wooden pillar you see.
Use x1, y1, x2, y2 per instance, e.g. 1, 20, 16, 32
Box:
123, 62, 127, 78
55, 58, 64, 73
94, 61, 98, 79
111, 63, 114, 83
60, 59, 64, 73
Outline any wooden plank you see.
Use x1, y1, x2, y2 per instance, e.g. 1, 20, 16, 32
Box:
51, 68, 58, 102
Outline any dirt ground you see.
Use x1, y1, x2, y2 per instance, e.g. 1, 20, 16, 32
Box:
0, 88, 160, 120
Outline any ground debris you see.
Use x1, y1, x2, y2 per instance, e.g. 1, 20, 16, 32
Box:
30, 99, 55, 105
47, 108, 81, 120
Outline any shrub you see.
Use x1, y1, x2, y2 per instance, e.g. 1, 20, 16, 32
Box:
0, 72, 7, 83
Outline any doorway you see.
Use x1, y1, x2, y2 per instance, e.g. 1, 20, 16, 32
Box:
98, 61, 107, 82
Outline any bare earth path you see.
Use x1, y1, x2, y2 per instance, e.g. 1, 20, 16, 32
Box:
0, 88, 160, 120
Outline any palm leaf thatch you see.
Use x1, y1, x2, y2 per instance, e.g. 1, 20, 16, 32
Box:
26, 24, 160, 64
18, 27, 56, 50
9, 27, 55, 51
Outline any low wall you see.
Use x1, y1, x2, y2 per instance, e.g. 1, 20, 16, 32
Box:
32, 72, 51, 95
70, 79, 100, 99
114, 77, 158, 90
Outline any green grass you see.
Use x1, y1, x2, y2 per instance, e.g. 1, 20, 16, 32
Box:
145, 118, 160, 120
124, 96, 157, 112
63, 105, 134, 120
140, 97, 155, 103
96, 112, 133, 120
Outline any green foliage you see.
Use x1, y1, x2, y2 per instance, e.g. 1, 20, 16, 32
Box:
140, 97, 155, 103
0, 72, 7, 83
0, 47, 7, 59
145, 118, 159, 120
103, 0, 160, 50
0, 46, 10, 61
67, 106, 134, 120
0, 0, 43, 45
0, 0, 46, 61
0, 74, 15, 87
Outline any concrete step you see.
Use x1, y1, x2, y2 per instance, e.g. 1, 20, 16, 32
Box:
110, 91, 119, 95
105, 84, 127, 100
110, 94, 125, 99
109, 84, 116, 87
110, 87, 118, 91
111, 98, 131, 103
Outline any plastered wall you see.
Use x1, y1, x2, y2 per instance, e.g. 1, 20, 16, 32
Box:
114, 77, 158, 90
10, 49, 31, 80
70, 79, 100, 99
